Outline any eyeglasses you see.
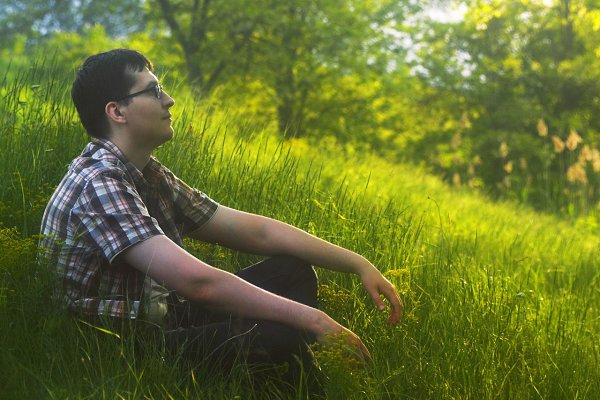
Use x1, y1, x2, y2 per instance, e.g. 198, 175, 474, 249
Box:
115, 83, 163, 102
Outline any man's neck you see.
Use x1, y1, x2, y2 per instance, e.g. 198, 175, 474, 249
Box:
108, 135, 153, 171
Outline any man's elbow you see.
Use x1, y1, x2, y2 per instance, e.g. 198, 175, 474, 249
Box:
174, 270, 223, 307
173, 275, 208, 305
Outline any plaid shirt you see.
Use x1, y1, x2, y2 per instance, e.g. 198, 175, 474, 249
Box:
39, 139, 218, 320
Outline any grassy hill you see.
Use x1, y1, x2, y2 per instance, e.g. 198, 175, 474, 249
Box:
1, 66, 598, 399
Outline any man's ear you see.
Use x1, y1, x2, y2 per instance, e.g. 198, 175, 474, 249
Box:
105, 101, 127, 125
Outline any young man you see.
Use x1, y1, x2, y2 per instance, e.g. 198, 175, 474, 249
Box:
39, 49, 402, 372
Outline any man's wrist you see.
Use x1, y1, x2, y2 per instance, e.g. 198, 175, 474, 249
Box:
306, 309, 336, 339
354, 257, 378, 278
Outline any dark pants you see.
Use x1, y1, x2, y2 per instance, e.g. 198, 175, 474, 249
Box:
164, 255, 319, 375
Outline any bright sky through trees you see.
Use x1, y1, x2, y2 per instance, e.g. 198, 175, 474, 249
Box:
426, 2, 468, 23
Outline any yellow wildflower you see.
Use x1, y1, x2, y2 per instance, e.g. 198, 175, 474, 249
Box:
451, 132, 461, 149
473, 155, 482, 165
499, 142, 509, 158
552, 136, 565, 153
537, 118, 548, 137
519, 157, 528, 170
592, 149, 600, 172
468, 178, 483, 189
452, 173, 461, 187
566, 163, 587, 184
503, 161, 513, 174
566, 129, 583, 151
579, 145, 592, 163
384, 268, 410, 279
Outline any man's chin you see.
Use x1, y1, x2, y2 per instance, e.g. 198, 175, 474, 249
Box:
154, 130, 174, 148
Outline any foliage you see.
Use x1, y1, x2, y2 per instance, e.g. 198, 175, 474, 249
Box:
0, 0, 146, 46
408, 0, 600, 215
146, 0, 420, 139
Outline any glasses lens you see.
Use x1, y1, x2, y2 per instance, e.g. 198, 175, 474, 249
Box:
155, 84, 163, 99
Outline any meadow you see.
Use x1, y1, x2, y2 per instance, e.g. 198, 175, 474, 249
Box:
0, 64, 598, 399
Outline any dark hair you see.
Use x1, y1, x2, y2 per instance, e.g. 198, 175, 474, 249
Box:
71, 49, 154, 138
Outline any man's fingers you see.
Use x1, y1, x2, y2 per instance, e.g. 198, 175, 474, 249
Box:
368, 287, 386, 311
318, 329, 372, 364
363, 273, 405, 324
389, 291, 404, 323
346, 333, 371, 363
382, 285, 403, 324
358, 340, 372, 362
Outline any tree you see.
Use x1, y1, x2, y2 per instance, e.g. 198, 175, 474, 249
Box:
412, 0, 600, 212
249, 0, 386, 138
150, 0, 259, 96
150, 0, 417, 138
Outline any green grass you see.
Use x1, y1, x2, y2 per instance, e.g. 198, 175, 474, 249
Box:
1, 65, 598, 399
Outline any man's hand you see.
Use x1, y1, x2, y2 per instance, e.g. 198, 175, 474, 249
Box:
359, 266, 403, 324
312, 311, 372, 362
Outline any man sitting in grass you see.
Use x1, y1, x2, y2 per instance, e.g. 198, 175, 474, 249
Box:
39, 49, 402, 378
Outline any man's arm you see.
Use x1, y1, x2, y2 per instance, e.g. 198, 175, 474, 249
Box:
189, 206, 403, 324
120, 235, 371, 360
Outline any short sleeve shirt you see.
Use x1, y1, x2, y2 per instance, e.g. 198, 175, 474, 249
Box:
39, 139, 219, 319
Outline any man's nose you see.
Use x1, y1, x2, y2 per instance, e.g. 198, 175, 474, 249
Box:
163, 91, 175, 107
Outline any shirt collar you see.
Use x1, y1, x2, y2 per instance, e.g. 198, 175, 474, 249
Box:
86, 138, 164, 186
